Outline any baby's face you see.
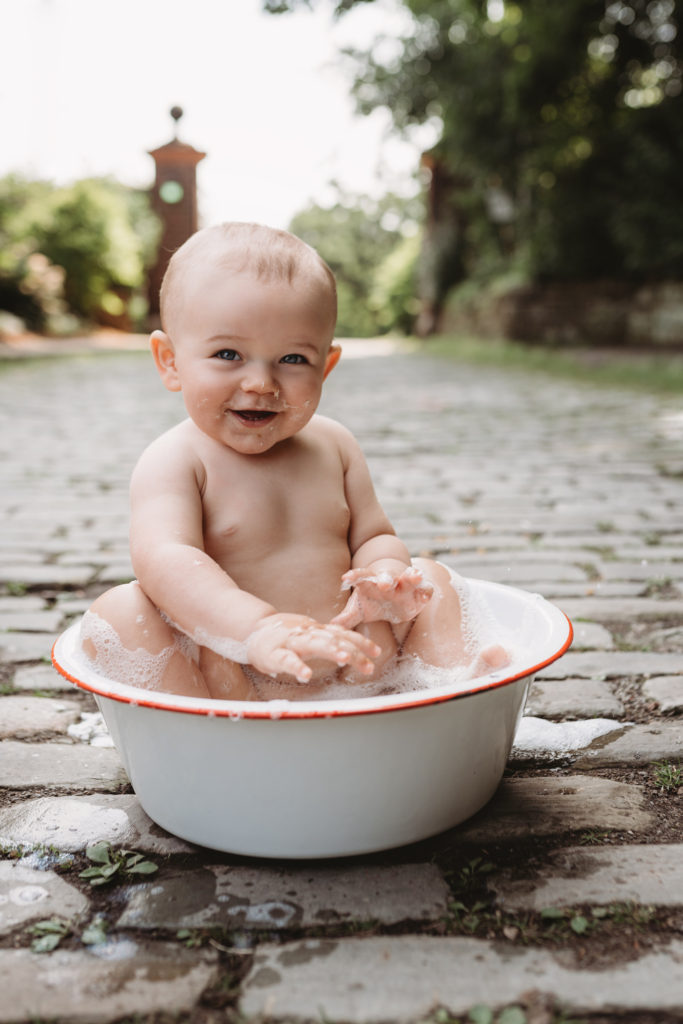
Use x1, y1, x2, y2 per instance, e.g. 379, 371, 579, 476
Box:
158, 265, 338, 455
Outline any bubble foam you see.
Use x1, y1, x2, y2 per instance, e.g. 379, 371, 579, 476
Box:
78, 611, 176, 692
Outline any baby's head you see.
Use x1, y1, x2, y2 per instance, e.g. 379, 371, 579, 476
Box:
159, 222, 337, 341
152, 223, 341, 454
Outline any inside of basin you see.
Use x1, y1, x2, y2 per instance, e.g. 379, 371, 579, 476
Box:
52, 577, 573, 720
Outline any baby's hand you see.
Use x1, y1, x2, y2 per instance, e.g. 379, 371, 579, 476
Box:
246, 613, 381, 684
332, 566, 433, 629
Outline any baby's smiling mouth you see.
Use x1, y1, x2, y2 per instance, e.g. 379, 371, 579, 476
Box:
232, 409, 277, 424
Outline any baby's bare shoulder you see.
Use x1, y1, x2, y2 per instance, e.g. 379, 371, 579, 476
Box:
309, 414, 360, 449
132, 420, 206, 490
309, 414, 365, 466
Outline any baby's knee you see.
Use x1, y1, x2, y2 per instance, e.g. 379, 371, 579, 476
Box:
82, 581, 171, 655
412, 558, 455, 594
88, 581, 142, 621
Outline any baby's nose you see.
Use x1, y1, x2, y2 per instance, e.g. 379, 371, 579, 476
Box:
240, 364, 278, 394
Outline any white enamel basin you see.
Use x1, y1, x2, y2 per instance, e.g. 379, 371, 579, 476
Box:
52, 578, 572, 858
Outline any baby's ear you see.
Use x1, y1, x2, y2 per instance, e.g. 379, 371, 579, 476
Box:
323, 343, 341, 380
150, 330, 181, 392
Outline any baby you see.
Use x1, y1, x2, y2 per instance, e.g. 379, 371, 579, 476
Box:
80, 222, 507, 701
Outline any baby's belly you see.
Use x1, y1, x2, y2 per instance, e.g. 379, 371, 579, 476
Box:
217, 545, 352, 623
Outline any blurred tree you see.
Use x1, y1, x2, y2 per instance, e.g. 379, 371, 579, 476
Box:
289, 185, 423, 334
0, 175, 159, 331
0, 175, 64, 330
266, 0, 683, 321
369, 229, 423, 332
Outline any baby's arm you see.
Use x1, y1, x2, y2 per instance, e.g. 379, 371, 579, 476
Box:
129, 430, 378, 682
327, 423, 433, 630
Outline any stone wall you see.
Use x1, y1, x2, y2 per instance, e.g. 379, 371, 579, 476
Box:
439, 280, 683, 347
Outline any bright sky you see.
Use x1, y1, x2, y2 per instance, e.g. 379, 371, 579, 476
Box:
2, 0, 433, 229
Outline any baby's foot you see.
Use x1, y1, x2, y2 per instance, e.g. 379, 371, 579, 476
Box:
467, 644, 510, 681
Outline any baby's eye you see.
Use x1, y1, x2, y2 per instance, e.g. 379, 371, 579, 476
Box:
214, 349, 240, 361
280, 353, 308, 365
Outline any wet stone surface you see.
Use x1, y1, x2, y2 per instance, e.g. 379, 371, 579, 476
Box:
0, 943, 219, 1024
239, 935, 683, 1022
0, 696, 82, 739
0, 795, 194, 855
492, 843, 683, 910
0, 861, 89, 935
0, 740, 128, 792
118, 862, 451, 931
1, 342, 683, 1022
524, 678, 625, 719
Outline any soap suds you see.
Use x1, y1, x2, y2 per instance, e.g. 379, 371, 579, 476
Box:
75, 569, 527, 704
512, 716, 623, 755
79, 611, 176, 691
68, 711, 114, 747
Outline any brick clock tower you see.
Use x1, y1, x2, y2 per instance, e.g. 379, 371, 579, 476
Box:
147, 107, 206, 321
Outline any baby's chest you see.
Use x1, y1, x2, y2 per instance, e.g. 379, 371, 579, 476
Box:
201, 454, 350, 553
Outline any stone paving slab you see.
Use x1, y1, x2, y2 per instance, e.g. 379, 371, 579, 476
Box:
0, 609, 64, 632
0, 943, 219, 1024
525, 678, 625, 718
569, 621, 614, 649
511, 719, 683, 767
0, 632, 57, 663
0, 596, 46, 613
0, 741, 128, 791
600, 559, 683, 581
456, 775, 653, 842
560, 596, 683, 620
454, 560, 590, 583
643, 674, 683, 711
0, 564, 95, 587
0, 861, 89, 935
511, 717, 624, 762
0, 795, 193, 855
9, 663, 75, 692
239, 935, 683, 1021
537, 650, 683, 679
574, 721, 683, 766
492, 844, 683, 910
118, 861, 450, 932
0, 695, 81, 738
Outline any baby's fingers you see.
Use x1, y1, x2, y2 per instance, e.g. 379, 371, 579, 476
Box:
394, 568, 433, 601
270, 648, 313, 684
294, 625, 379, 672
330, 593, 364, 629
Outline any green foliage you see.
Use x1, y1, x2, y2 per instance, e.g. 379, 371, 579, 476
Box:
369, 230, 422, 332
36, 179, 156, 319
0, 174, 160, 331
28, 914, 109, 953
267, 0, 683, 306
29, 917, 71, 953
653, 760, 683, 792
289, 185, 423, 336
79, 841, 158, 886
0, 175, 65, 330
80, 915, 109, 946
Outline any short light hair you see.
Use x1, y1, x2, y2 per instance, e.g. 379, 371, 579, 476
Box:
159, 222, 337, 334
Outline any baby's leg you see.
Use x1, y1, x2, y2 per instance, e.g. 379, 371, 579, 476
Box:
80, 582, 257, 700
401, 559, 508, 676
326, 621, 397, 687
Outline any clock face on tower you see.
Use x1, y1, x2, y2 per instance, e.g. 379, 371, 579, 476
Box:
159, 180, 185, 204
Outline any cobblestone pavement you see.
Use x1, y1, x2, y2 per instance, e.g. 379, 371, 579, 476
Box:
1, 340, 682, 1024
